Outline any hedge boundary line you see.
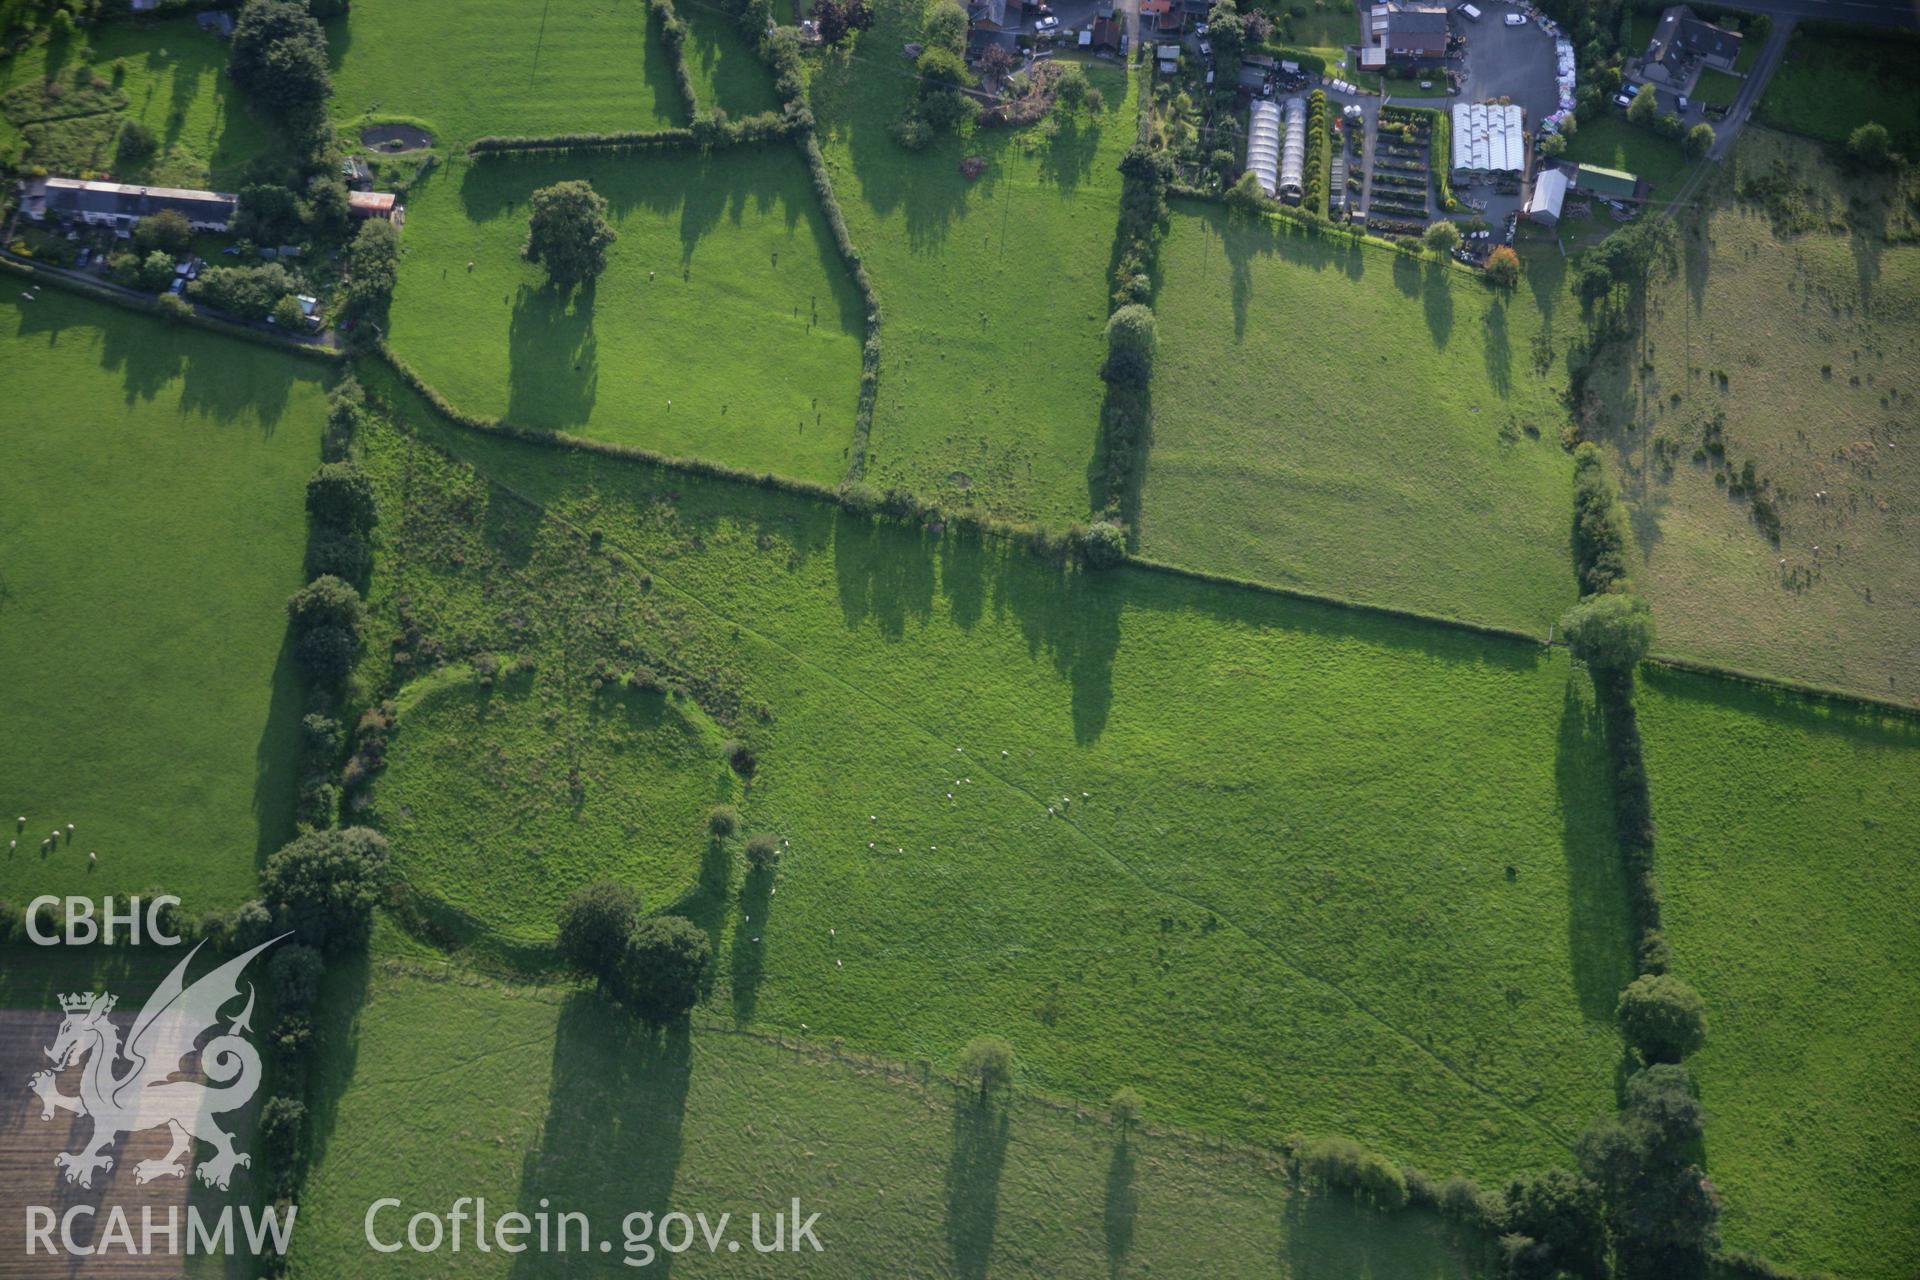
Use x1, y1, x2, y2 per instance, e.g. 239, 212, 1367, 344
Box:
1643, 653, 1920, 721
801, 134, 884, 484
1, 253, 346, 362
651, 0, 704, 121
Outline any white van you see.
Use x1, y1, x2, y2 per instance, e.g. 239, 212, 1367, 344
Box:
1457, 3, 1482, 19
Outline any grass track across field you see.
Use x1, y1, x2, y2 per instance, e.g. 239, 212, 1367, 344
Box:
0, 291, 325, 916
290, 943, 1498, 1278
1639, 669, 1920, 1280
1137, 202, 1576, 636
346, 394, 1637, 1186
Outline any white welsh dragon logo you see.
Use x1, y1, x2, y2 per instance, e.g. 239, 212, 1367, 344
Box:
27, 935, 286, 1191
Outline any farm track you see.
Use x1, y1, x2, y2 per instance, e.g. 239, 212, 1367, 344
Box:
397, 436, 1582, 1158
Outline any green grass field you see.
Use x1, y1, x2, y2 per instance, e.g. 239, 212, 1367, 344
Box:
290, 946, 1496, 1277
342, 392, 1633, 1186
382, 145, 864, 483
1562, 115, 1690, 197
812, 4, 1138, 525
1755, 28, 1920, 151
0, 290, 326, 918
374, 660, 735, 943
1638, 670, 1920, 1280
1601, 130, 1920, 703
681, 0, 782, 118
327, 0, 684, 147
0, 17, 274, 185
1136, 204, 1576, 635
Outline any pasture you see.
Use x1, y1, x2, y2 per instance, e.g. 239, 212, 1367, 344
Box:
811, 1, 1138, 525
1560, 116, 1690, 198
372, 660, 735, 944
681, 0, 782, 118
0, 290, 326, 918
345, 396, 1632, 1185
1602, 130, 1920, 702
326, 0, 684, 147
1638, 670, 1920, 1280
1136, 204, 1576, 635
381, 145, 864, 484
1755, 27, 1920, 151
290, 949, 1496, 1278
0, 16, 273, 186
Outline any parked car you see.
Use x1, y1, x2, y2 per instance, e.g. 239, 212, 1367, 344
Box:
1614, 91, 1633, 108
1035, 14, 1059, 30
168, 278, 186, 295
1676, 94, 1689, 111
1503, 11, 1526, 23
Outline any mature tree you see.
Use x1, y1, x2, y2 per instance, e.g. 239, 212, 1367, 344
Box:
1683, 121, 1714, 159
1502, 1169, 1607, 1279
1051, 62, 1093, 114
269, 944, 326, 1013
814, 0, 872, 43
613, 915, 714, 1024
116, 119, 158, 168
1102, 303, 1156, 384
914, 45, 975, 130
1109, 1086, 1144, 1133
1578, 1063, 1720, 1280
230, 0, 333, 115
260, 826, 391, 953
743, 832, 782, 870
307, 0, 351, 16
1627, 81, 1657, 126
1617, 973, 1707, 1063
133, 209, 192, 256
1424, 218, 1463, 256
345, 217, 400, 318
1226, 168, 1269, 215
306, 461, 378, 533
1847, 120, 1893, 168
556, 880, 643, 985
1539, 130, 1569, 158
1204, 0, 1246, 82
271, 294, 308, 330
707, 806, 741, 838
1559, 592, 1654, 670
979, 41, 1016, 79
189, 262, 297, 320
134, 250, 177, 292
1484, 244, 1521, 287
236, 183, 303, 245
524, 180, 617, 287
958, 1036, 1014, 1100
286, 574, 366, 680
921, 0, 969, 53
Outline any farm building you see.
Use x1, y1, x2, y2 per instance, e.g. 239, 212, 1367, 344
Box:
1280, 96, 1307, 202
348, 190, 402, 221
1247, 100, 1283, 196
1525, 165, 1568, 225
1451, 102, 1526, 173
16, 177, 236, 232
1573, 164, 1639, 200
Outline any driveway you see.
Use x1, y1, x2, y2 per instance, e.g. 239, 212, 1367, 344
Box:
1454, 3, 1561, 120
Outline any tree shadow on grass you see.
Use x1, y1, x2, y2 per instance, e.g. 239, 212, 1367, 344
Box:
729, 863, 773, 1025
507, 281, 598, 429
1555, 673, 1636, 1023
1423, 258, 1455, 349
1283, 1190, 1489, 1279
1103, 1138, 1138, 1276
251, 629, 303, 869
300, 946, 372, 1204
945, 1098, 1011, 1280
512, 997, 693, 1279
1483, 296, 1511, 398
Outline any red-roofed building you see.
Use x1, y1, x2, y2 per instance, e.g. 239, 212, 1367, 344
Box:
348, 191, 399, 220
